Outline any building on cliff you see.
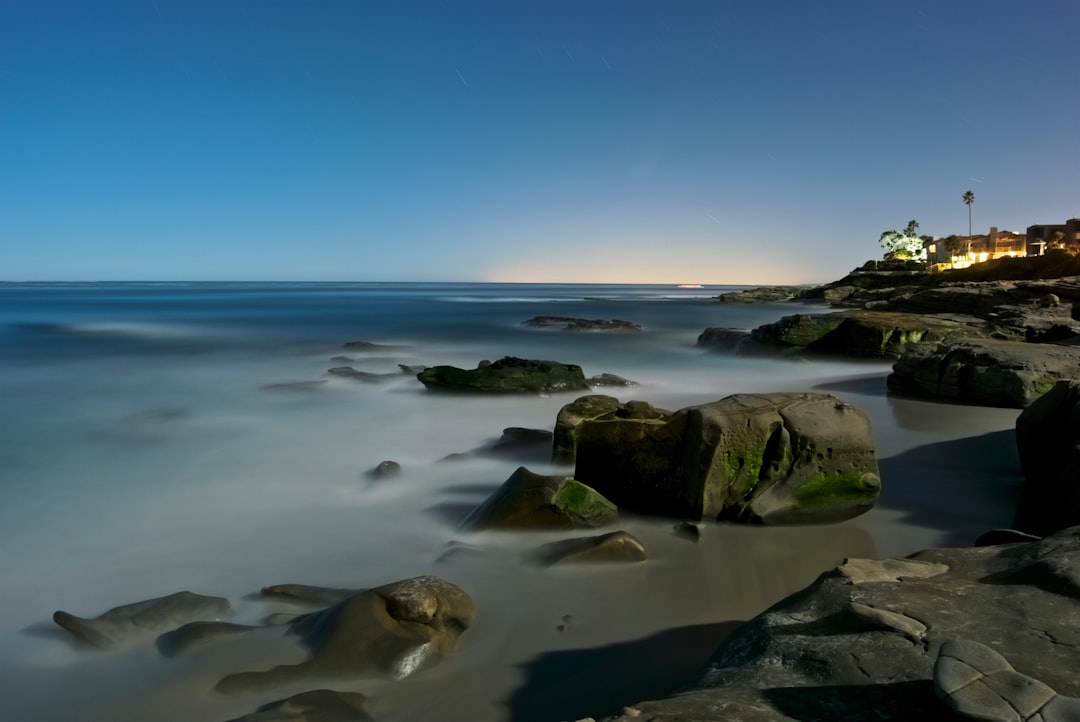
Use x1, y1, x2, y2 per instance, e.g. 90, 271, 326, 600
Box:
1027, 218, 1080, 255
925, 227, 1027, 268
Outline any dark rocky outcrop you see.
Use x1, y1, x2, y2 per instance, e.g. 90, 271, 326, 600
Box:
522, 316, 642, 332
493, 427, 553, 447
225, 689, 372, 722
215, 576, 475, 693
417, 357, 589, 394
715, 286, 807, 304
696, 328, 753, 353
462, 467, 618, 531
749, 311, 970, 358
53, 591, 231, 649
552, 395, 671, 465
530, 530, 647, 566
599, 526, 1080, 722
887, 339, 1080, 408
1014, 380, 1080, 535
573, 392, 881, 524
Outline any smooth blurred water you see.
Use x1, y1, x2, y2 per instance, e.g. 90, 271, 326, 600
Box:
0, 282, 1023, 722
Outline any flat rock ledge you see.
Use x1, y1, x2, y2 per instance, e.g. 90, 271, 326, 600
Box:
887, 339, 1080, 408
593, 525, 1080, 722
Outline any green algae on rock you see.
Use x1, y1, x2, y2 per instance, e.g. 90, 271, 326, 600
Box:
462, 467, 618, 531
571, 392, 881, 525
551, 395, 671, 465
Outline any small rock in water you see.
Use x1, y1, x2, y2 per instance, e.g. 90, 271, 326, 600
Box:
673, 521, 701, 542
368, 460, 402, 480
531, 530, 647, 566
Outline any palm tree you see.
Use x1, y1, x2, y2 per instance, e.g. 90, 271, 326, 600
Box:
963, 190, 975, 235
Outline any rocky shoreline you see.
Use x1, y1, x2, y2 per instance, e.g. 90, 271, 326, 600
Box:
704, 266, 1080, 408
38, 268, 1080, 722
591, 264, 1080, 722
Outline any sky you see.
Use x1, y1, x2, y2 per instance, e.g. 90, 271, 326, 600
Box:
2, 1, 1078, 284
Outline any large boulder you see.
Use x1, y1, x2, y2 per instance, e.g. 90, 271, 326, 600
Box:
552, 395, 671, 465
1014, 380, 1080, 536
573, 392, 881, 525
600, 527, 1080, 721
417, 357, 589, 394
462, 467, 618, 531
215, 576, 474, 693
888, 339, 1080, 408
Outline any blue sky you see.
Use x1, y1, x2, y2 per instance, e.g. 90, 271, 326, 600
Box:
2, 1, 1078, 284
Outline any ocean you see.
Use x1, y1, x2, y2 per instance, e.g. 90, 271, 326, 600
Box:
0, 282, 1024, 721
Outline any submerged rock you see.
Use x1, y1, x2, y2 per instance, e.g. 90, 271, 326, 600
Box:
530, 530, 647, 566
327, 367, 409, 383
225, 689, 372, 722
215, 576, 474, 693
260, 584, 360, 607
156, 621, 256, 657
462, 467, 618, 531
522, 316, 641, 331
53, 591, 231, 649
573, 392, 881, 524
366, 460, 402, 480
417, 357, 589, 394
342, 341, 409, 352
586, 373, 637, 388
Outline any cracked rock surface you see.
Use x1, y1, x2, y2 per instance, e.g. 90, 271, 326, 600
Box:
598, 526, 1080, 721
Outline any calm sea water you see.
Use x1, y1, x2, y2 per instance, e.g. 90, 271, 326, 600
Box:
0, 282, 1023, 721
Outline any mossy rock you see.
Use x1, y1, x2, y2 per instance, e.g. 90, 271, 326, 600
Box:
751, 314, 845, 349
573, 392, 881, 525
751, 311, 964, 359
805, 311, 964, 358
551, 395, 671, 465
417, 357, 589, 394
461, 467, 618, 531
888, 339, 1080, 408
